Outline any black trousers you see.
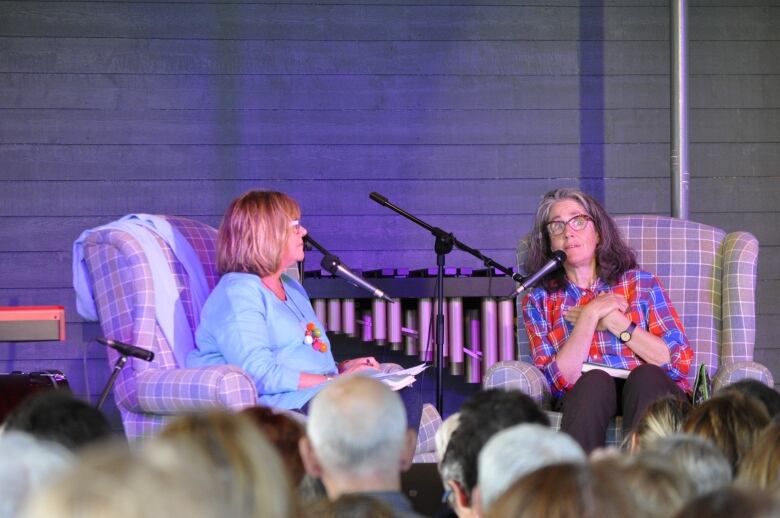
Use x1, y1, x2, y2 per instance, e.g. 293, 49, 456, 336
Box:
557, 364, 687, 453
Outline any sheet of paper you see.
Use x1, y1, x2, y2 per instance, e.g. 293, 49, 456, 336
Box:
370, 363, 429, 391
372, 363, 429, 379
581, 362, 630, 379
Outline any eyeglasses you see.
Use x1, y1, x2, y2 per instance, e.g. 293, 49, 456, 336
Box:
546, 214, 592, 236
290, 220, 302, 233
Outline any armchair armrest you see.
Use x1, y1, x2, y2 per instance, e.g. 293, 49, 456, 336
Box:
712, 360, 775, 393
483, 360, 551, 406
134, 365, 258, 414
413, 403, 442, 463
721, 231, 759, 361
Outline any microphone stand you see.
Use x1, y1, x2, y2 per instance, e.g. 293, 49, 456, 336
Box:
369, 192, 522, 414
96, 353, 128, 410
304, 235, 397, 303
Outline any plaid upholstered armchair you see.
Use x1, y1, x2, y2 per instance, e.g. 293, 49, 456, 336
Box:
75, 215, 258, 440
484, 215, 774, 444
75, 214, 443, 457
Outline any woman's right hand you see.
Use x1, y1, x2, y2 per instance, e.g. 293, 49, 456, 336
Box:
339, 357, 380, 375
580, 293, 629, 321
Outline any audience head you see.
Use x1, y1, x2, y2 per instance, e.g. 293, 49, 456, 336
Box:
301, 376, 415, 497
643, 433, 732, 495
478, 424, 586, 513
597, 454, 697, 518
0, 432, 74, 518
435, 412, 460, 464
625, 394, 692, 452
217, 190, 302, 276
456, 388, 549, 433
439, 389, 548, 517
674, 486, 780, 518
683, 393, 770, 474
157, 410, 294, 518
487, 462, 635, 518
240, 406, 306, 486
21, 441, 232, 518
3, 390, 113, 451
737, 421, 780, 491
302, 493, 395, 518
719, 378, 780, 421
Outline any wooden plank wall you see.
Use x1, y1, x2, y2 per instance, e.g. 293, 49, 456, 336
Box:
1, 0, 778, 432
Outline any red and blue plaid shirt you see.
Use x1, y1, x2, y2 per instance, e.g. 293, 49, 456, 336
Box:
522, 269, 693, 398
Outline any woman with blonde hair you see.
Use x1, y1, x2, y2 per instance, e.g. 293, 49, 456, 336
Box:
683, 392, 770, 475
487, 462, 635, 518
187, 190, 379, 411
22, 441, 237, 518
736, 421, 780, 491
623, 395, 692, 452
156, 411, 295, 518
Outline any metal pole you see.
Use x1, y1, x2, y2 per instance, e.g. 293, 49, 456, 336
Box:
671, 0, 689, 219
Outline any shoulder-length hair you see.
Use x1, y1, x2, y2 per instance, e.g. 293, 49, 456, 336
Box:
216, 190, 301, 277
525, 188, 637, 292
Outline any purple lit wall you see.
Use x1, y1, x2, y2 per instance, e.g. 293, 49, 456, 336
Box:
1, 2, 778, 431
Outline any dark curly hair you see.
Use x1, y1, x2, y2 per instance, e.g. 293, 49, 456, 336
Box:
525, 188, 637, 292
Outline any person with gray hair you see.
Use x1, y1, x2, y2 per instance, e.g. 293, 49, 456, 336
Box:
21, 440, 245, 518
438, 389, 549, 518
299, 375, 420, 517
477, 423, 587, 513
435, 412, 460, 464
641, 433, 732, 495
0, 432, 74, 518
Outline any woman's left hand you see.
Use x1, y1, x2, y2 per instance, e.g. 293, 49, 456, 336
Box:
338, 357, 380, 374
563, 306, 608, 331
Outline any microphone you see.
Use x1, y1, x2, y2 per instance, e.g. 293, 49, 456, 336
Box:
321, 254, 397, 304
304, 235, 327, 254
96, 337, 155, 362
508, 250, 567, 297
369, 192, 389, 206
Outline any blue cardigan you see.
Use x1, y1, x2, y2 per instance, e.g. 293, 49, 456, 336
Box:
188, 272, 337, 410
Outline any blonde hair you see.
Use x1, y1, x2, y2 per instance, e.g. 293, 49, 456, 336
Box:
488, 463, 635, 518
736, 421, 780, 491
601, 454, 697, 518
683, 393, 770, 475
217, 190, 301, 276
157, 411, 295, 518
625, 395, 692, 453
21, 441, 226, 518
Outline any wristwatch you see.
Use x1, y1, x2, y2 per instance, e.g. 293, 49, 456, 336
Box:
619, 322, 637, 343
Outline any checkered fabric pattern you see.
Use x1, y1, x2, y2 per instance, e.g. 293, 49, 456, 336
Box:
544, 411, 624, 445
382, 363, 443, 461
483, 361, 551, 406
413, 403, 443, 463
81, 216, 257, 440
486, 215, 772, 446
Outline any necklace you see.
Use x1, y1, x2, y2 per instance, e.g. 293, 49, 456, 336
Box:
262, 276, 327, 353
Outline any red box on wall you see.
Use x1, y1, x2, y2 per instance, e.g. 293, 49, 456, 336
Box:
0, 306, 66, 342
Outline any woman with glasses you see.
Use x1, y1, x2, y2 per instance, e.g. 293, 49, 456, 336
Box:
187, 190, 379, 412
521, 188, 693, 452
